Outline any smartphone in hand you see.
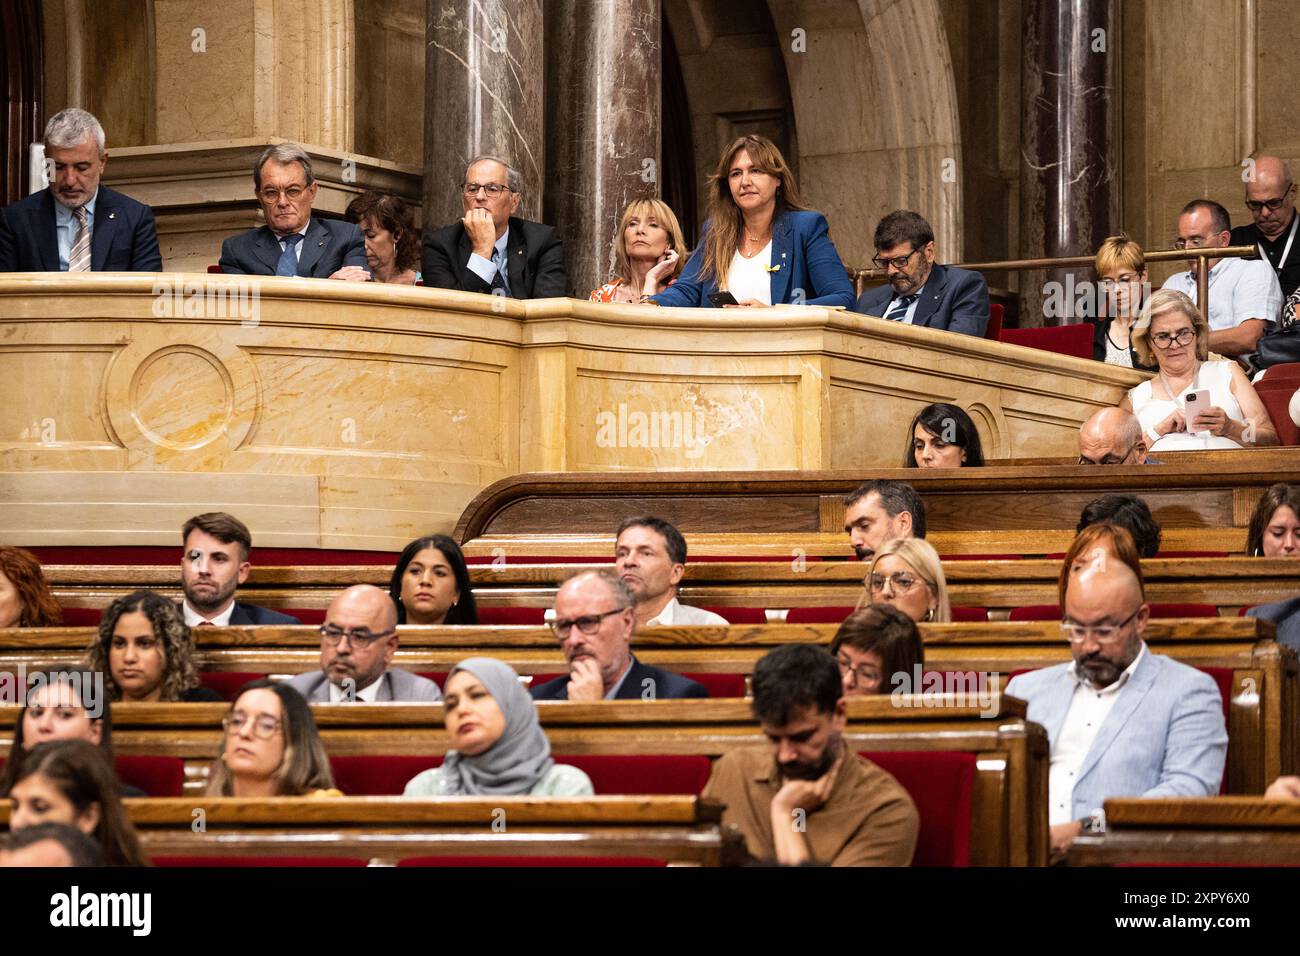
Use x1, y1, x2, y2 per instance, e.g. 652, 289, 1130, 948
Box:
708, 291, 739, 307
1183, 388, 1212, 437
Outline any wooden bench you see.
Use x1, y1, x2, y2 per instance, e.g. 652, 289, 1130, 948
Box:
0, 696, 1050, 866
0, 796, 745, 866
1067, 797, 1300, 866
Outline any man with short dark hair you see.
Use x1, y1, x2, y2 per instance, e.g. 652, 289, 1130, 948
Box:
422, 155, 567, 298
0, 822, 104, 867
1077, 408, 1156, 466
180, 512, 299, 626
1076, 495, 1162, 558
286, 584, 441, 702
219, 142, 369, 279
1230, 156, 1300, 298
1162, 198, 1282, 357
703, 643, 918, 866
853, 210, 989, 337
529, 570, 708, 700
615, 516, 727, 627
842, 479, 926, 562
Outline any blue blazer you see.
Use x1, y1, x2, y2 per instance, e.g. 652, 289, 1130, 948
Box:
853, 263, 989, 337
0, 185, 162, 272
219, 218, 367, 277
651, 210, 855, 309
1004, 649, 1226, 820
1247, 597, 1300, 654
529, 656, 709, 701
229, 602, 300, 626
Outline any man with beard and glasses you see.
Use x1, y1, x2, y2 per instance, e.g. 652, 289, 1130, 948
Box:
842, 480, 926, 562
1005, 524, 1227, 864
703, 644, 918, 866
286, 585, 442, 702
179, 513, 299, 626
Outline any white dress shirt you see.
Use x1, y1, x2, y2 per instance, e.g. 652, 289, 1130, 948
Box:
182, 600, 235, 627
645, 596, 729, 627
55, 190, 98, 271
1161, 256, 1283, 332
1048, 643, 1148, 825
726, 243, 773, 305
885, 282, 928, 325
328, 673, 384, 703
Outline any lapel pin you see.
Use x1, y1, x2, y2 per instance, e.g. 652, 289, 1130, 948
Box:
108, 212, 116, 220
319, 239, 324, 246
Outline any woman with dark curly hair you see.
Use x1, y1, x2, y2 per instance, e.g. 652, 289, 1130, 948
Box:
345, 191, 421, 285
0, 546, 63, 627
388, 534, 478, 625
85, 590, 221, 702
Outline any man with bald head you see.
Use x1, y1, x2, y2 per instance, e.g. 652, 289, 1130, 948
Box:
1231, 155, 1300, 298
1004, 541, 1226, 863
530, 570, 708, 701
1077, 408, 1155, 466
286, 584, 441, 702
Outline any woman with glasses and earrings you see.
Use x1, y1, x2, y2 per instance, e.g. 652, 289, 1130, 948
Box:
857, 538, 951, 624
830, 605, 924, 697
648, 134, 855, 309
206, 679, 339, 797
389, 535, 478, 625
404, 658, 593, 797
1120, 289, 1277, 451
1091, 235, 1155, 368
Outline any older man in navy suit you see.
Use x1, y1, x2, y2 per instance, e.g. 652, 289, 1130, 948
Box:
0, 108, 162, 273
854, 210, 989, 337
219, 143, 368, 280
530, 570, 708, 701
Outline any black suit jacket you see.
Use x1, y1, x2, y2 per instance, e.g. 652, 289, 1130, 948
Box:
528, 656, 709, 701
218, 218, 367, 277
0, 185, 162, 272
421, 216, 568, 298
228, 602, 300, 625
853, 263, 989, 337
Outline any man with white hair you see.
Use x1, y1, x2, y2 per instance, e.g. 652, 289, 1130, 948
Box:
0, 108, 162, 272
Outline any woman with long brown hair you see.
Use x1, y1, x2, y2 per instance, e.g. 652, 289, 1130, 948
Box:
650, 134, 854, 309
0, 546, 62, 627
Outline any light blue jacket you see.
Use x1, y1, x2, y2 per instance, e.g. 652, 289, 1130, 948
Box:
1004, 648, 1227, 821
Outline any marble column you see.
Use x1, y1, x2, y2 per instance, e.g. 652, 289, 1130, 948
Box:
1019, 0, 1118, 325
424, 0, 545, 231
545, 0, 660, 298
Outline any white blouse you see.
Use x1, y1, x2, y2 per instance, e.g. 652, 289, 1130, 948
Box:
726, 242, 773, 305
1128, 360, 1244, 451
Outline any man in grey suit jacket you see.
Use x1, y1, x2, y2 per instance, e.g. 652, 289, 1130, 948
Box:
1004, 548, 1226, 863
286, 584, 441, 703
853, 210, 989, 337
218, 143, 369, 280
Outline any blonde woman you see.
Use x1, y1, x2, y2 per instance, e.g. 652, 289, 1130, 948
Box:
1092, 234, 1153, 368
857, 538, 951, 624
590, 198, 688, 303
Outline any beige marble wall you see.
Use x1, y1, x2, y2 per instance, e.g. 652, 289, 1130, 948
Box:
0, 275, 1142, 549
355, 0, 425, 166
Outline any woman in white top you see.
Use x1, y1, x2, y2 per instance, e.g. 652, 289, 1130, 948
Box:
1119, 289, 1277, 451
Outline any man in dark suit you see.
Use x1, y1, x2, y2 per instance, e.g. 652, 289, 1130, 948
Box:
422, 155, 568, 298
853, 210, 989, 337
530, 570, 707, 700
0, 108, 162, 273
178, 512, 299, 626
218, 143, 368, 280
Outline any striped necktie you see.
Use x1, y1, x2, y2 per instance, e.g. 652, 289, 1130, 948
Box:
68, 206, 91, 272
276, 233, 303, 277
884, 293, 917, 322
491, 247, 511, 296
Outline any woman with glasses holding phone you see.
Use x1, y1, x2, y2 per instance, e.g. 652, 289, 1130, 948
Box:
857, 538, 951, 624
404, 658, 593, 797
205, 679, 340, 797
1120, 289, 1277, 450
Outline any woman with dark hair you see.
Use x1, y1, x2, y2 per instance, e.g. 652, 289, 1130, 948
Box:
649, 134, 854, 309
1077, 494, 1162, 558
7, 739, 149, 866
0, 546, 62, 627
205, 679, 338, 797
830, 606, 924, 697
389, 534, 478, 625
345, 190, 421, 285
903, 402, 985, 468
1246, 483, 1300, 557
85, 590, 221, 702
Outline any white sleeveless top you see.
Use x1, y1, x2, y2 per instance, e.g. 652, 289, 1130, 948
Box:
1128, 360, 1244, 451
726, 243, 773, 305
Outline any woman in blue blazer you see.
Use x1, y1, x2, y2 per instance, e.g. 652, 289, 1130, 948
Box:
650, 134, 855, 310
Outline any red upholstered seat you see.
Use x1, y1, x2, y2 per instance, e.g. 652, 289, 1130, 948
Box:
1154, 551, 1231, 558
556, 754, 713, 794
331, 756, 443, 795
985, 302, 1004, 340
526, 672, 743, 698
206, 264, 223, 274
60, 607, 102, 626
951, 606, 988, 622
1255, 379, 1300, 445
1238, 605, 1255, 616
861, 750, 975, 867
702, 606, 766, 624
156, 856, 367, 866
399, 856, 667, 867
1259, 362, 1300, 385
416, 672, 450, 688
786, 606, 855, 624
199, 672, 265, 701
998, 323, 1093, 359
116, 756, 186, 797
477, 607, 547, 625
464, 555, 600, 565
276, 607, 325, 625
938, 553, 1024, 561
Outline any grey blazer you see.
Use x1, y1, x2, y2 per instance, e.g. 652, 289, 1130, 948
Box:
285, 668, 442, 702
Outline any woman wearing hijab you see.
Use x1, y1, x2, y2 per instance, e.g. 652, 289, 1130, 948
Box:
403, 658, 594, 796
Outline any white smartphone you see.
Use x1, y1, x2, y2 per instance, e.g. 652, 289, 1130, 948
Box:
1183, 388, 1212, 437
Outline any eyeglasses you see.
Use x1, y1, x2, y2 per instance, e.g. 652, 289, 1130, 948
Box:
1060, 606, 1143, 644
258, 185, 308, 202
319, 624, 395, 648
1078, 443, 1138, 466
868, 572, 920, 594
1150, 328, 1195, 349
1172, 236, 1217, 250
222, 711, 282, 739
836, 655, 880, 687
1099, 274, 1140, 288
1245, 185, 1294, 213
462, 182, 514, 197
871, 248, 920, 271
549, 607, 626, 638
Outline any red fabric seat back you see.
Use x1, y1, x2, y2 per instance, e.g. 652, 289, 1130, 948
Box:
477, 607, 547, 626
985, 303, 1004, 340
951, 606, 988, 622
554, 754, 713, 795
1259, 362, 1300, 385
60, 607, 102, 626
331, 755, 443, 795
861, 750, 975, 866
399, 856, 666, 867
155, 855, 367, 866
116, 756, 186, 796
1010, 604, 1219, 621
786, 606, 855, 624
276, 608, 324, 624
998, 323, 1093, 359
701, 606, 766, 624
199, 672, 266, 701
1255, 380, 1300, 445
28, 546, 399, 565
206, 264, 223, 274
